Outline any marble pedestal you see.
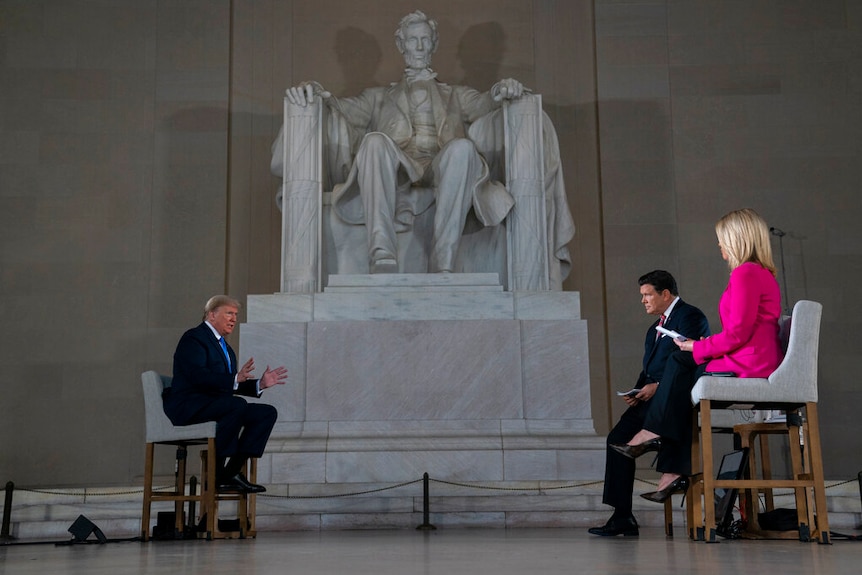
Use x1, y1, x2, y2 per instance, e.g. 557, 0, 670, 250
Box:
240, 274, 603, 527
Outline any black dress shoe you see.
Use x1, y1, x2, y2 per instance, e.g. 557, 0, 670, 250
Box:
217, 473, 266, 494
588, 514, 639, 537
640, 476, 689, 504
609, 437, 661, 460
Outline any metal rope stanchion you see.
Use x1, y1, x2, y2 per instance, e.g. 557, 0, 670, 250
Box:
2, 481, 16, 542
416, 473, 436, 531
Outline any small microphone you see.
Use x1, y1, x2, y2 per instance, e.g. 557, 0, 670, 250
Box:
770, 227, 786, 237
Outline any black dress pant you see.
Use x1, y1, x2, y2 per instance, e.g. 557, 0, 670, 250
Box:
177, 394, 277, 462
643, 350, 706, 476
602, 399, 650, 514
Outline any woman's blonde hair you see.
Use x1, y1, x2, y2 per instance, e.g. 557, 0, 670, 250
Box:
715, 208, 777, 275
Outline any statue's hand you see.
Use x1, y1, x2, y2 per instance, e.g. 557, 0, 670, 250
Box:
492, 78, 529, 102
286, 81, 331, 106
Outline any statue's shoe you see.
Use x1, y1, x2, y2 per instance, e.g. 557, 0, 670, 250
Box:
371, 258, 398, 274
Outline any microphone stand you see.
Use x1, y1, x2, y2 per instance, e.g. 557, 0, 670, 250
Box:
770, 227, 790, 315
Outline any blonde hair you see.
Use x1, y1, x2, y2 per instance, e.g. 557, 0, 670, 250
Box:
715, 208, 777, 275
202, 295, 241, 321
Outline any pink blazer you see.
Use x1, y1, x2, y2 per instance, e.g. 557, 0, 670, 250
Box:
692, 262, 783, 377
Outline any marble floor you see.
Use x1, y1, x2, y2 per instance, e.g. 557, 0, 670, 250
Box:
2, 528, 861, 575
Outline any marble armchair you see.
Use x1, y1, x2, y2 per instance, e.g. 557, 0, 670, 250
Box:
271, 94, 574, 293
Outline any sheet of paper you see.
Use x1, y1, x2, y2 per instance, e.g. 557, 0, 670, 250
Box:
655, 325, 687, 340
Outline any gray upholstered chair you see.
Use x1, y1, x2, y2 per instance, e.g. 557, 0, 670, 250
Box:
689, 300, 829, 543
141, 370, 256, 540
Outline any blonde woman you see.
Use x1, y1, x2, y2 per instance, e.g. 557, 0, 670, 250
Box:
611, 208, 783, 503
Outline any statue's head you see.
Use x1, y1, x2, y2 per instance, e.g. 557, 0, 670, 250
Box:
394, 10, 438, 70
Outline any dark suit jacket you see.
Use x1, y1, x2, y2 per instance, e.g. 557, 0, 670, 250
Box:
635, 299, 710, 389
163, 322, 260, 425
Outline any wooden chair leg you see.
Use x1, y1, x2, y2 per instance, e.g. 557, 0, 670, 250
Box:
201, 440, 218, 540
662, 480, 696, 539
224, 458, 258, 539
757, 433, 775, 511
663, 497, 674, 537
798, 419, 817, 535
700, 400, 718, 542
200, 446, 256, 540
689, 409, 703, 540
141, 442, 155, 541
173, 446, 188, 534
785, 422, 811, 540
246, 458, 258, 537
741, 431, 760, 531
804, 403, 830, 543
687, 473, 703, 540
735, 424, 767, 532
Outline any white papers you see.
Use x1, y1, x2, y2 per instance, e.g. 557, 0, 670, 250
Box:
616, 388, 639, 397
655, 325, 687, 341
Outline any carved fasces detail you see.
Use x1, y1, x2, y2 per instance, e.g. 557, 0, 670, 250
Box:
281, 97, 322, 293
505, 95, 549, 291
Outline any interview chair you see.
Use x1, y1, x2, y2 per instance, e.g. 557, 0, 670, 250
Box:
689, 300, 829, 543
141, 370, 257, 540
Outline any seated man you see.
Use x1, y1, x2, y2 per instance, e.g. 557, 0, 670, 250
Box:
588, 270, 709, 536
275, 10, 574, 283
162, 295, 288, 493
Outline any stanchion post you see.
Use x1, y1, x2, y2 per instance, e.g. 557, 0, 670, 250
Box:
857, 470, 862, 530
416, 473, 436, 531
1, 481, 16, 541
188, 475, 198, 537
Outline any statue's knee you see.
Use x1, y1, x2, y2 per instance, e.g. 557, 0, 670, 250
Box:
437, 139, 480, 172
443, 138, 476, 156
358, 132, 393, 157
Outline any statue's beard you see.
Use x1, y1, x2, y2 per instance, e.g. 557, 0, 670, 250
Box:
404, 53, 432, 70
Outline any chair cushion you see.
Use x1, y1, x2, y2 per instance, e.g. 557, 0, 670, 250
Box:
691, 376, 771, 404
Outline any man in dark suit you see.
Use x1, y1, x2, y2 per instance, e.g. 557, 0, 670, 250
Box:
588, 270, 709, 536
163, 295, 288, 493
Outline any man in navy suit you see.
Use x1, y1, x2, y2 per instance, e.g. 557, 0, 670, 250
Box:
163, 295, 288, 493
588, 270, 710, 536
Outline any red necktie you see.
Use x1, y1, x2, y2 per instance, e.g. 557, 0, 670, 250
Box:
656, 314, 666, 340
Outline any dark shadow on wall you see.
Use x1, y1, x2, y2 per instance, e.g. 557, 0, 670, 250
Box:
335, 26, 383, 94
456, 21, 506, 90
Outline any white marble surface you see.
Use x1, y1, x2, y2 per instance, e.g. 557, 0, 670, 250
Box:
326, 273, 502, 288
246, 279, 580, 322
237, 321, 307, 422
239, 283, 595, 504
306, 319, 523, 420
241, 314, 594, 428
310, 291, 515, 321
